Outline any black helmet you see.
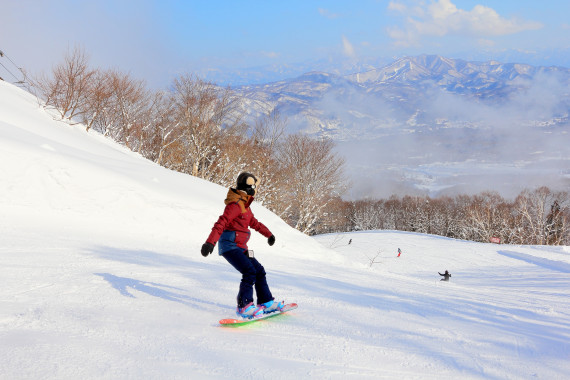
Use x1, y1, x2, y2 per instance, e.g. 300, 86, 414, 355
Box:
236, 172, 259, 196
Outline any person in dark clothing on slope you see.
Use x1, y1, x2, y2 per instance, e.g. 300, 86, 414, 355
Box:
200, 172, 283, 319
439, 270, 451, 281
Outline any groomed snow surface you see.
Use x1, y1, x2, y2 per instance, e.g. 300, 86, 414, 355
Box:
1, 81, 569, 379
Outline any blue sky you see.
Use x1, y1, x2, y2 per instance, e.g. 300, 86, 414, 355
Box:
1, 0, 570, 87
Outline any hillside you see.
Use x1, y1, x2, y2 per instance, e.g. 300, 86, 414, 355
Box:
1, 81, 570, 379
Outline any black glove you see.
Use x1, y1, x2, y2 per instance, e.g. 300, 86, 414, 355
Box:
201, 242, 214, 257
267, 235, 275, 246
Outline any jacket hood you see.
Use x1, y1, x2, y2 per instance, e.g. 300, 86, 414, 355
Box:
225, 188, 254, 213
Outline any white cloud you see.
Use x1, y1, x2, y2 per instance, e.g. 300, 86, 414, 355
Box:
477, 38, 495, 48
342, 35, 356, 58
262, 51, 280, 59
387, 2, 406, 13
388, 0, 543, 47
318, 8, 340, 20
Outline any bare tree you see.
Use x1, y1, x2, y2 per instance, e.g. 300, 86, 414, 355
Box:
104, 70, 150, 149
350, 199, 382, 231
315, 196, 352, 234
251, 108, 287, 151
513, 187, 569, 245
277, 134, 346, 235
234, 108, 289, 211
383, 196, 404, 231
203, 121, 250, 185
81, 69, 112, 132
169, 74, 241, 177
365, 250, 383, 267
545, 197, 569, 245
34, 46, 95, 123
430, 196, 463, 238
147, 91, 180, 165
462, 192, 510, 243
400, 196, 429, 233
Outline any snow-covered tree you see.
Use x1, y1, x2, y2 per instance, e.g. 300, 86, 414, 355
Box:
277, 135, 346, 235
168, 75, 240, 178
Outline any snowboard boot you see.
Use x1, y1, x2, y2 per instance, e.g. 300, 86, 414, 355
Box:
259, 299, 284, 314
236, 302, 264, 319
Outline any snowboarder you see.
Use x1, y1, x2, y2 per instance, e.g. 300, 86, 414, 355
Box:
200, 172, 283, 319
439, 270, 451, 281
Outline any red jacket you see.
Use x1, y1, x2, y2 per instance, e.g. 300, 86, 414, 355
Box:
206, 188, 272, 253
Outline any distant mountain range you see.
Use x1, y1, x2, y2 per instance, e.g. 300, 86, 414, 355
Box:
232, 55, 570, 199
199, 48, 570, 87
235, 54, 570, 140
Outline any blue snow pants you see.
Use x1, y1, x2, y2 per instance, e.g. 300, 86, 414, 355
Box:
221, 248, 273, 308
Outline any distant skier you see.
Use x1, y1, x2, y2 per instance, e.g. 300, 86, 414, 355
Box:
397, 248, 402, 257
439, 270, 451, 281
200, 172, 283, 319
348, 239, 352, 245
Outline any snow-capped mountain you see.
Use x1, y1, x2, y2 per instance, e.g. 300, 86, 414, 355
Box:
237, 55, 570, 137
235, 55, 570, 199
349, 54, 570, 98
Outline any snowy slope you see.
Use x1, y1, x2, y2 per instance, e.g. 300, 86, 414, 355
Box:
1, 81, 569, 379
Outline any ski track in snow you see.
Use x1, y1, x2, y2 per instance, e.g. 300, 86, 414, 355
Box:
1, 81, 570, 379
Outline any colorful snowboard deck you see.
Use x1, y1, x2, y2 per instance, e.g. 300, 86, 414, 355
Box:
219, 303, 298, 326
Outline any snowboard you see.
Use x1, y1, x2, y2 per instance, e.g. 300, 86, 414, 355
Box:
219, 303, 298, 326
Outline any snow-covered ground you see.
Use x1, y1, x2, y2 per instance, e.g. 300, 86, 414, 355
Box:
1, 81, 569, 379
